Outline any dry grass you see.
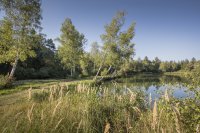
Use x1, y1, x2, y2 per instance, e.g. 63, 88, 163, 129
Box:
0, 83, 198, 133
104, 122, 110, 133
152, 100, 158, 129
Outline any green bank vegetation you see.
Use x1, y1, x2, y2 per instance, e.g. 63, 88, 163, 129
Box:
0, 78, 95, 95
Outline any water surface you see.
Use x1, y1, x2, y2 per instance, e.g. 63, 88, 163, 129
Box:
101, 74, 196, 100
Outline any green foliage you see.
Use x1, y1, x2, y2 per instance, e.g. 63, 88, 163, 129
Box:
10, 34, 67, 79
142, 56, 151, 72
0, 8, 200, 79
0, 0, 42, 62
80, 53, 94, 76
0, 19, 15, 63
0, 75, 8, 88
90, 42, 102, 73
101, 11, 135, 69
57, 18, 86, 77
122, 57, 200, 75
101, 68, 109, 76
0, 0, 42, 80
178, 97, 200, 132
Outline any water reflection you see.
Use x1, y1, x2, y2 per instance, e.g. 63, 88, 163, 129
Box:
101, 75, 195, 100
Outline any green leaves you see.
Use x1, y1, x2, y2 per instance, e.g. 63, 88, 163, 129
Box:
0, 18, 38, 63
101, 11, 136, 69
0, 0, 42, 79
0, 19, 15, 63
57, 18, 86, 76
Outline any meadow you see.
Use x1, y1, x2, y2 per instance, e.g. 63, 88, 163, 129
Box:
0, 75, 199, 133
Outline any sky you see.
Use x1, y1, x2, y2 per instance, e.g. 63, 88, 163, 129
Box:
1, 0, 200, 61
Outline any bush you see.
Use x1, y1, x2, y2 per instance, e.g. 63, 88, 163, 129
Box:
38, 67, 50, 78
0, 75, 9, 89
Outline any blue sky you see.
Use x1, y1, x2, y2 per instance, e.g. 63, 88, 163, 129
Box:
1, 0, 200, 61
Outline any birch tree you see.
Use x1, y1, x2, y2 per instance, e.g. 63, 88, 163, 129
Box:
94, 11, 135, 80
57, 18, 86, 77
0, 0, 42, 82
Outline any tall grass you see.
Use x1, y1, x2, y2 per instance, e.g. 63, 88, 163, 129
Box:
0, 83, 199, 133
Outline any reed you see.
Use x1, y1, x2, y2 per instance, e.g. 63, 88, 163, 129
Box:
164, 89, 169, 102
27, 103, 35, 124
76, 120, 82, 133
172, 106, 181, 133
54, 118, 63, 130
52, 100, 62, 118
0, 83, 198, 133
149, 93, 152, 107
28, 86, 32, 101
152, 100, 158, 130
104, 122, 110, 133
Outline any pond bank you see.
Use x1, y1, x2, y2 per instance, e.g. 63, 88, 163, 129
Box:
0, 78, 95, 95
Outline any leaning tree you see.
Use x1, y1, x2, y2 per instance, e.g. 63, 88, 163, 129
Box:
0, 0, 42, 83
94, 11, 136, 80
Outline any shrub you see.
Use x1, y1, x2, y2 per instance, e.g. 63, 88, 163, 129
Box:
0, 75, 11, 89
38, 67, 50, 78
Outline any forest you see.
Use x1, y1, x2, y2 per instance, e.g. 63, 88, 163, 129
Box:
0, 0, 199, 133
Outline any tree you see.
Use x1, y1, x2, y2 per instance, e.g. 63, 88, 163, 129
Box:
80, 53, 93, 76
94, 11, 135, 79
57, 18, 86, 77
142, 56, 151, 72
152, 57, 161, 72
90, 42, 101, 73
14, 34, 58, 79
132, 58, 143, 72
0, 0, 42, 82
159, 62, 168, 72
45, 39, 56, 52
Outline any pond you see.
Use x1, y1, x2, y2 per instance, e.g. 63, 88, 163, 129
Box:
100, 74, 198, 100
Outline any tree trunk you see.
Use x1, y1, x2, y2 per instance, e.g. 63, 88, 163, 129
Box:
8, 56, 19, 80
107, 65, 112, 74
73, 65, 76, 76
71, 68, 73, 77
93, 52, 107, 80
93, 63, 96, 73
99, 65, 112, 81
94, 65, 103, 80
73, 64, 76, 76
111, 69, 117, 77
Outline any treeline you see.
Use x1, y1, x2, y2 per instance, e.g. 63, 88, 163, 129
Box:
124, 57, 200, 74
1, 41, 199, 80
0, 0, 199, 83
0, 36, 68, 79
